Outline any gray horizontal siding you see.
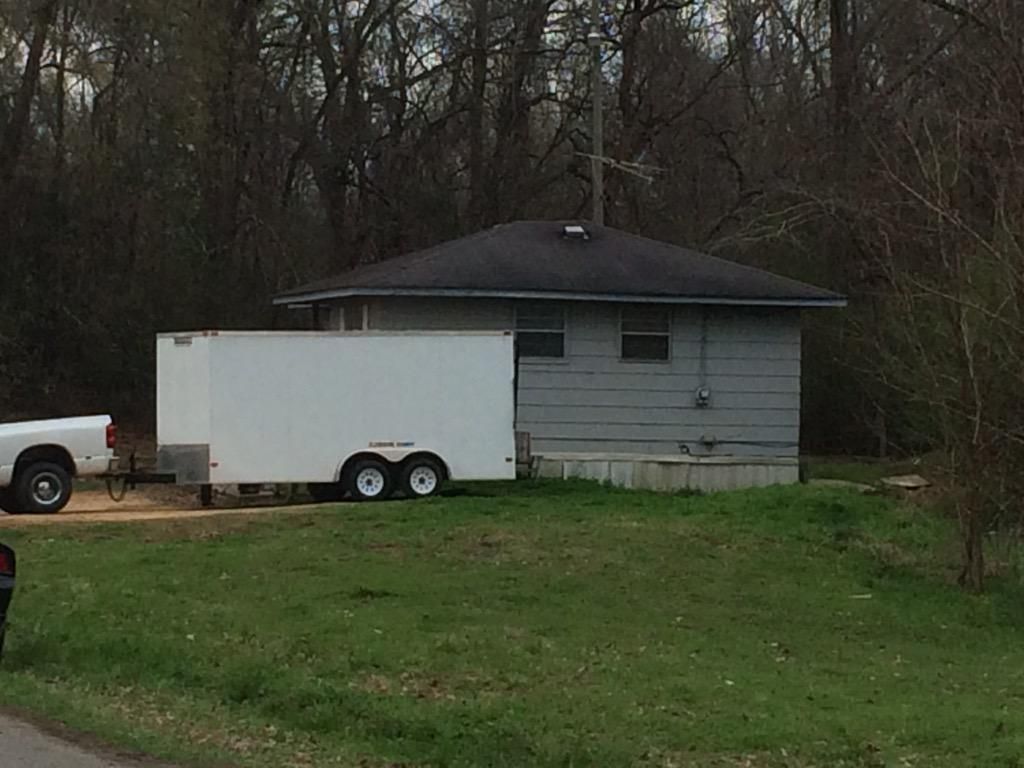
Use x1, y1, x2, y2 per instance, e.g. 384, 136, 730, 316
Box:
519, 303, 800, 457
517, 405, 799, 428
524, 422, 798, 442
348, 295, 802, 459
522, 355, 799, 377
518, 388, 799, 410
573, 327, 800, 344
534, 437, 797, 458
569, 336, 800, 359
520, 371, 800, 393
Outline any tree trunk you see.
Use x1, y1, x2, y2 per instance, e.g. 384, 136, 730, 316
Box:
829, 0, 853, 138
468, 0, 489, 228
957, 503, 985, 593
875, 405, 888, 459
0, 0, 60, 185
52, 1, 72, 191
488, 0, 547, 222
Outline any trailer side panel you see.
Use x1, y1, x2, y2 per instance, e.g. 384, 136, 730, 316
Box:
158, 332, 515, 485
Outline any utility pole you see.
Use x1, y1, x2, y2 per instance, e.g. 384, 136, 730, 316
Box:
587, 0, 604, 226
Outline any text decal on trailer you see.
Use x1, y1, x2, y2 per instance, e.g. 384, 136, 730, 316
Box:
368, 441, 416, 448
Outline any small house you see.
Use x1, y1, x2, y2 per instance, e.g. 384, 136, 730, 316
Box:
275, 221, 845, 491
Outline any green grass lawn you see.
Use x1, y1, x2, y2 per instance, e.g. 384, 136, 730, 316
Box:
2, 481, 1022, 767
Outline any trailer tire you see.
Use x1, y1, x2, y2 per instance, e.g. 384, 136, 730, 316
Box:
345, 459, 394, 502
0, 488, 15, 513
308, 482, 343, 503
14, 462, 72, 514
400, 457, 444, 498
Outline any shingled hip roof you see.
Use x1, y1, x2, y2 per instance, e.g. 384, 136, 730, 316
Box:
274, 221, 846, 308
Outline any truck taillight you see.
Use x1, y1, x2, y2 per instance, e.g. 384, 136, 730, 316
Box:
0, 549, 13, 576
106, 423, 118, 450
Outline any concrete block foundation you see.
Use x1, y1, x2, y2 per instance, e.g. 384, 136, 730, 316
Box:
534, 453, 799, 493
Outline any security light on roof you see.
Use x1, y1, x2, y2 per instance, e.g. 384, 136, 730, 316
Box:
562, 225, 589, 240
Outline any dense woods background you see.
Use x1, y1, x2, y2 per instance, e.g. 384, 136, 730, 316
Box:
2, 0, 1023, 583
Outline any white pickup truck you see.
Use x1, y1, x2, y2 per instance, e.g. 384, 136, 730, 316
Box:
0, 416, 116, 514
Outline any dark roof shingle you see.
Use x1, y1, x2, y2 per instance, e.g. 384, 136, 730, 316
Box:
275, 221, 845, 307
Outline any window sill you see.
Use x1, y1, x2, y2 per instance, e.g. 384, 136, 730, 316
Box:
519, 356, 570, 365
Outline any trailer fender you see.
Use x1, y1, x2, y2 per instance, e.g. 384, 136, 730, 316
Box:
336, 449, 450, 482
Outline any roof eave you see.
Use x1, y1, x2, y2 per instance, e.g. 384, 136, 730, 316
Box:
273, 287, 847, 309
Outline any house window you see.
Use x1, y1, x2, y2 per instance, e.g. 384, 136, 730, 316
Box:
621, 306, 670, 361
515, 304, 565, 358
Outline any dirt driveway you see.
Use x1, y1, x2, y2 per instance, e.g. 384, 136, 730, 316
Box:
0, 710, 177, 768
0, 487, 324, 526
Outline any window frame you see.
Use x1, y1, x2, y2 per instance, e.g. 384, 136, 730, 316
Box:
514, 303, 567, 361
619, 305, 672, 363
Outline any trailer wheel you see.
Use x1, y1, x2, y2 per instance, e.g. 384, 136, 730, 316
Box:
400, 457, 444, 498
14, 462, 72, 514
0, 488, 15, 513
346, 459, 394, 502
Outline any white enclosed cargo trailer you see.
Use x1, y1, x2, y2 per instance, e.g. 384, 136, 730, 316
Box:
155, 331, 516, 500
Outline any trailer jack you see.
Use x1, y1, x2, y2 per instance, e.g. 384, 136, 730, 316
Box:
99, 451, 176, 503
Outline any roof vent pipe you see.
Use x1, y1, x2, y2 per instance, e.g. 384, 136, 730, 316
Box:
562, 225, 589, 240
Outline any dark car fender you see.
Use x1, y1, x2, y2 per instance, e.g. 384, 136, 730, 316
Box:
0, 543, 15, 657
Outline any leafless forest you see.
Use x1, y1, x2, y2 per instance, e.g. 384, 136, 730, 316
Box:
1, 0, 1022, 584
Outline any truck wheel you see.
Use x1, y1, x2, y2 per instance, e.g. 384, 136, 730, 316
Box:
14, 462, 72, 514
401, 457, 444, 498
346, 459, 393, 502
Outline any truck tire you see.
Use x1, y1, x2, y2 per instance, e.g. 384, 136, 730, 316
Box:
345, 459, 394, 502
400, 457, 444, 498
14, 462, 72, 514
